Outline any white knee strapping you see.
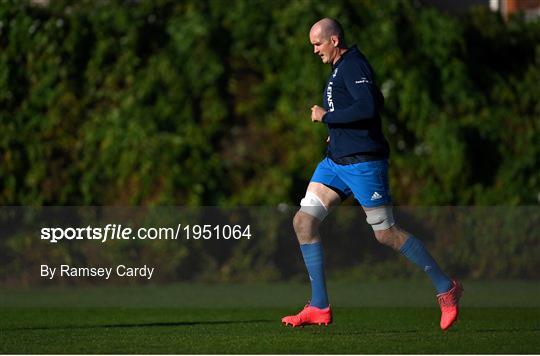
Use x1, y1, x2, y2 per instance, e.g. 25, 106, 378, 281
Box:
365, 206, 395, 231
299, 191, 328, 221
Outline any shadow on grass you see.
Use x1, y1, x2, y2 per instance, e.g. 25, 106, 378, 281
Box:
288, 326, 540, 335
8, 319, 274, 331
471, 328, 540, 333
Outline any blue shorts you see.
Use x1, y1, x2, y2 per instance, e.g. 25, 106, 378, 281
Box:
310, 157, 392, 208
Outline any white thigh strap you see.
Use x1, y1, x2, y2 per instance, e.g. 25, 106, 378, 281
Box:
365, 206, 395, 231
299, 191, 328, 221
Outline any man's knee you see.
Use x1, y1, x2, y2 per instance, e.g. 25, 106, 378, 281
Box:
373, 228, 394, 247
293, 211, 319, 241
293, 190, 329, 242
373, 225, 408, 250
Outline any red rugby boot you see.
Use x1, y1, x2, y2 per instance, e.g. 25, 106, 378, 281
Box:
281, 303, 332, 327
437, 280, 463, 330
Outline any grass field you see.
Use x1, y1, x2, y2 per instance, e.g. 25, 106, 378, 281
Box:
1, 280, 539, 354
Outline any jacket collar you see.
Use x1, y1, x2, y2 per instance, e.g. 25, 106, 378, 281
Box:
332, 45, 359, 70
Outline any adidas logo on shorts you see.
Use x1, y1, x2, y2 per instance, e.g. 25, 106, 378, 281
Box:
371, 192, 382, 201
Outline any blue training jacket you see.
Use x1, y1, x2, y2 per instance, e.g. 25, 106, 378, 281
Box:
321, 45, 389, 160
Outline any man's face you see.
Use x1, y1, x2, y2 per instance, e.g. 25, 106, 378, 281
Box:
309, 28, 335, 64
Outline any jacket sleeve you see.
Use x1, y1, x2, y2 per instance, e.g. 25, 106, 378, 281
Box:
322, 61, 382, 124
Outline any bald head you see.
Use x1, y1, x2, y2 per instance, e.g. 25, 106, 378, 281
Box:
309, 18, 348, 64
310, 18, 345, 45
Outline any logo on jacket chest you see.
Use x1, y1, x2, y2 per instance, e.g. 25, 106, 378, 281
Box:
326, 68, 339, 112
326, 81, 334, 112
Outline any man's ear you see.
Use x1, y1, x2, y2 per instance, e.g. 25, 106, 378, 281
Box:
330, 35, 340, 48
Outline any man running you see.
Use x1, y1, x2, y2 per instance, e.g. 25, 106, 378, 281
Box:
281, 18, 462, 331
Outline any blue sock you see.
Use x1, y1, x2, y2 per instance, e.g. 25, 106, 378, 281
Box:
399, 236, 452, 294
300, 242, 329, 308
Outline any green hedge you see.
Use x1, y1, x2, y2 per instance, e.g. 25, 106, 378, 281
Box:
1, 0, 539, 206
